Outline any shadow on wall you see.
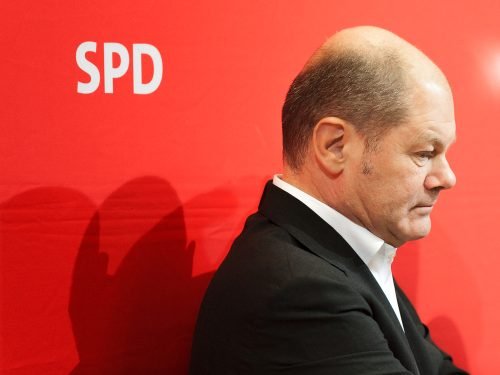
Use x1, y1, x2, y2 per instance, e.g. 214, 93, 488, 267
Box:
0, 176, 240, 375
427, 316, 468, 369
68, 176, 217, 374
394, 240, 470, 371
1, 187, 96, 375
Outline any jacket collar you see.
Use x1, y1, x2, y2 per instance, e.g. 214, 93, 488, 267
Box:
258, 180, 366, 274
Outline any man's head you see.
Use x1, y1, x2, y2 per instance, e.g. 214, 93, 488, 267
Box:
282, 26, 456, 247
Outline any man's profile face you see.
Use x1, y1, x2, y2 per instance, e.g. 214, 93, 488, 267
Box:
346, 81, 457, 247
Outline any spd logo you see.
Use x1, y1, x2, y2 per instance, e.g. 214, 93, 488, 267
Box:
76, 42, 163, 95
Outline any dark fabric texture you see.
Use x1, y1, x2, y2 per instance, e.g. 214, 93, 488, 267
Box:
190, 181, 468, 375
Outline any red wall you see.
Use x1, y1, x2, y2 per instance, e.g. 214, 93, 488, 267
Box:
2, 1, 499, 373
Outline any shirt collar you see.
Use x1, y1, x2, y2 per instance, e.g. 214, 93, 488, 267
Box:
272, 174, 396, 266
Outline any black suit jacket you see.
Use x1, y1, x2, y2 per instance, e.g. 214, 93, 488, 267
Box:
190, 181, 468, 374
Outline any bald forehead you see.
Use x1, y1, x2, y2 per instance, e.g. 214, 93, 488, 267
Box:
308, 26, 449, 92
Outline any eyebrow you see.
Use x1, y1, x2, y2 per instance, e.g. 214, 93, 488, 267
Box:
416, 133, 456, 147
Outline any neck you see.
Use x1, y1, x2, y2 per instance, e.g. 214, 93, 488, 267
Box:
282, 165, 368, 233
282, 165, 337, 210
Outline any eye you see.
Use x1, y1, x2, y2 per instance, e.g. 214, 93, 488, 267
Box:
417, 151, 434, 159
414, 151, 434, 165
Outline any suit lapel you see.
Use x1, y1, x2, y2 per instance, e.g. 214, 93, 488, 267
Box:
258, 181, 359, 273
259, 182, 406, 325
258, 181, 420, 374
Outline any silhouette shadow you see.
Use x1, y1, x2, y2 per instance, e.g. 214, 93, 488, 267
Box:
69, 176, 218, 374
1, 175, 243, 374
394, 237, 471, 371
428, 316, 468, 371
0, 187, 96, 374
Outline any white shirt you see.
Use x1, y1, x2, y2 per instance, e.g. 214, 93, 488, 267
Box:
273, 175, 404, 330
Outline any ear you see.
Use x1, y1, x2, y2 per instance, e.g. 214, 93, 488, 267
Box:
312, 117, 350, 175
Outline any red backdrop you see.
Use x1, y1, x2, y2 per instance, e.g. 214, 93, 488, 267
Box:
2, 1, 499, 374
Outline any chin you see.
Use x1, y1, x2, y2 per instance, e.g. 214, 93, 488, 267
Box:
408, 220, 432, 241
396, 218, 432, 244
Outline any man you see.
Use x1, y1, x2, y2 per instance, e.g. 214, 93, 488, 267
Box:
190, 26, 468, 374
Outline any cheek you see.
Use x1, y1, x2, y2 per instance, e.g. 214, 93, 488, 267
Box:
389, 164, 425, 197
355, 159, 424, 212
379, 176, 423, 215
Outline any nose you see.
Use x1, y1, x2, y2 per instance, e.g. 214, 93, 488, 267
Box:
424, 157, 457, 191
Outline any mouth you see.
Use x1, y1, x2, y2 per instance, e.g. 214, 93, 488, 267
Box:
412, 203, 435, 214
415, 198, 438, 209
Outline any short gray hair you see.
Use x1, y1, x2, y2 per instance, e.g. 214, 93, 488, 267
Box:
282, 48, 411, 170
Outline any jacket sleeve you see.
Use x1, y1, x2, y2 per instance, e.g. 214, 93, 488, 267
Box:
252, 274, 415, 375
396, 287, 469, 375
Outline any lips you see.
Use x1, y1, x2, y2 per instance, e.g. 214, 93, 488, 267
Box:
412, 204, 435, 214
415, 204, 434, 208
413, 201, 436, 212
415, 198, 438, 208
